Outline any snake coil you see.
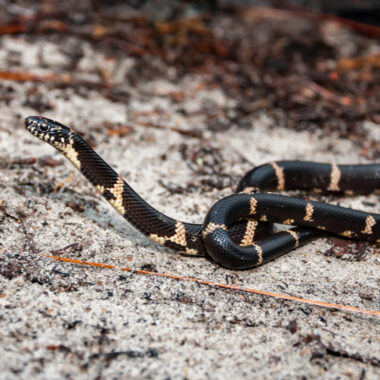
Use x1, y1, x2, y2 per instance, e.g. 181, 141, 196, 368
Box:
25, 116, 380, 269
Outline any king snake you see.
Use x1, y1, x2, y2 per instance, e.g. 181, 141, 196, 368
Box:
24, 116, 380, 270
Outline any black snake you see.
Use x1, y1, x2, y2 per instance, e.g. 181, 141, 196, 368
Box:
24, 116, 380, 269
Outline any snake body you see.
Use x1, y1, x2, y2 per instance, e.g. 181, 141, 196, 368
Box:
24, 116, 380, 269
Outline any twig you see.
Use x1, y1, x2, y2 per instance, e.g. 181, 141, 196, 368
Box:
241, 7, 380, 38
50, 242, 83, 255
0, 71, 111, 89
307, 81, 352, 106
337, 53, 380, 70
40, 253, 379, 317
136, 122, 203, 138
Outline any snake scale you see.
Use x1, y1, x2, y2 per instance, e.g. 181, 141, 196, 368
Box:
25, 116, 380, 270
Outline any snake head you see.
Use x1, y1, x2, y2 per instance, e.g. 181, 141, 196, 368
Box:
24, 116, 72, 149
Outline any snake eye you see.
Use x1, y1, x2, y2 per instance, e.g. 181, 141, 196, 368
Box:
40, 124, 49, 132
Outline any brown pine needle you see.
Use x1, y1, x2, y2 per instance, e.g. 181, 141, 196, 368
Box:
0, 70, 62, 82
41, 253, 379, 317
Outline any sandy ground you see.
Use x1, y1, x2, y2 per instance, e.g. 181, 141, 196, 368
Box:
0, 10, 379, 380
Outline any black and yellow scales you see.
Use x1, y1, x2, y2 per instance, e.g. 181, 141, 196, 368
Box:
25, 116, 380, 270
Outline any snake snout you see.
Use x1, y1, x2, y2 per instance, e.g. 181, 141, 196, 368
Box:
24, 115, 42, 128
24, 115, 50, 133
